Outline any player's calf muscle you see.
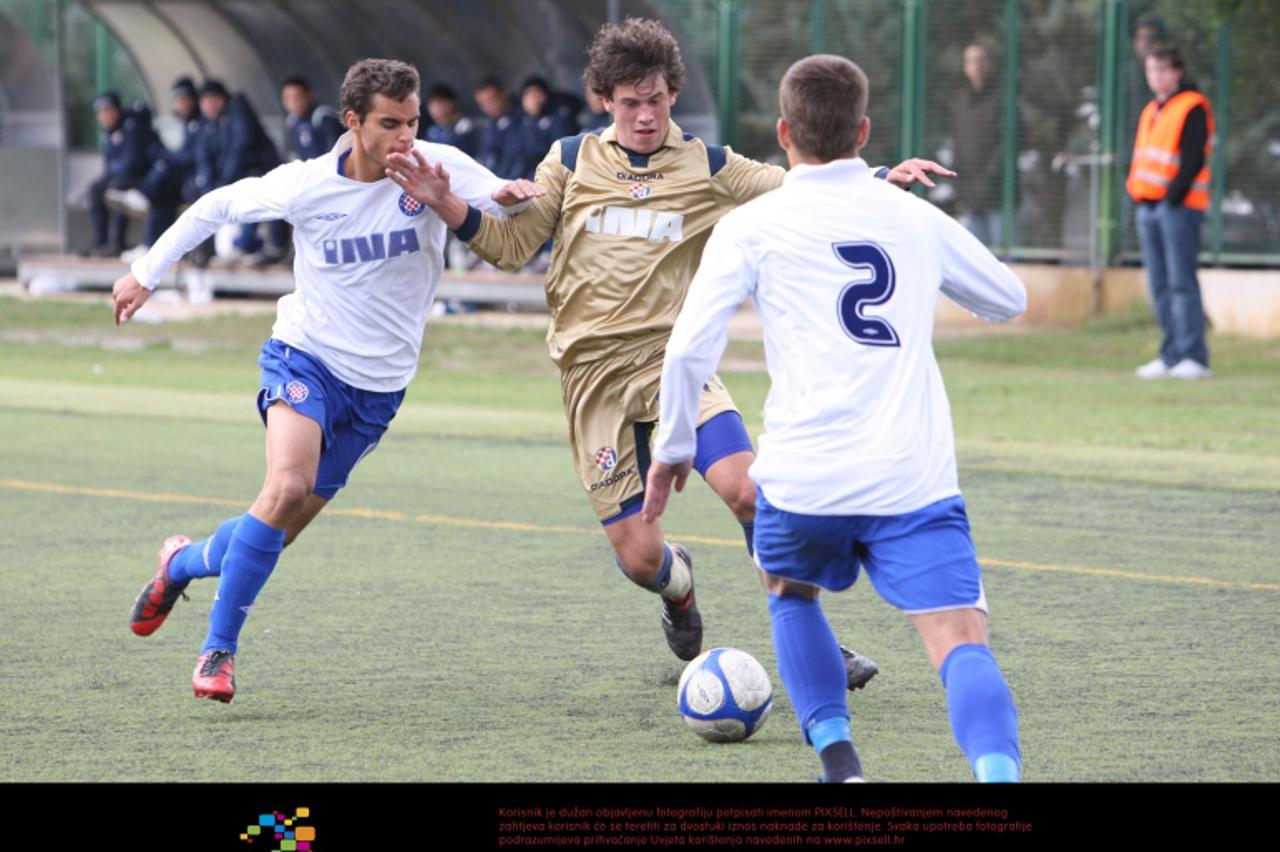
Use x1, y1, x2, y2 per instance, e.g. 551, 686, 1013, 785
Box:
606, 517, 666, 583
910, 609, 989, 671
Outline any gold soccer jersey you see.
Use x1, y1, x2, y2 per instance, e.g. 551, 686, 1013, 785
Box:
457, 121, 785, 369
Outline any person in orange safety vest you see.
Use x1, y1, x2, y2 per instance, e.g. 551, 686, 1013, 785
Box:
1127, 44, 1214, 380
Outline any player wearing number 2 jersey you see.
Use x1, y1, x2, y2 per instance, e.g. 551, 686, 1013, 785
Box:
401, 19, 951, 681
645, 55, 1026, 782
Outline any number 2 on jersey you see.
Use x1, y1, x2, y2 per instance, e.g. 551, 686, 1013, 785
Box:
833, 242, 900, 347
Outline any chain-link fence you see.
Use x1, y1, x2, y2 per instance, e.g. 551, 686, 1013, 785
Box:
4, 0, 1275, 265
654, 0, 1280, 266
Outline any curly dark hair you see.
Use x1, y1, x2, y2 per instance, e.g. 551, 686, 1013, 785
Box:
340, 58, 420, 123
584, 18, 686, 98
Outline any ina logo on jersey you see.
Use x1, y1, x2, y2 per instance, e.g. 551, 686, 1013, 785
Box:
585, 206, 684, 242
321, 229, 421, 265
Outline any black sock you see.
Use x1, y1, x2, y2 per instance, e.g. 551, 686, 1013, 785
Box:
819, 741, 863, 783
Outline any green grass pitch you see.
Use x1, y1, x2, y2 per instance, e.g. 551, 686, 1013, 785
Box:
1, 296, 1277, 781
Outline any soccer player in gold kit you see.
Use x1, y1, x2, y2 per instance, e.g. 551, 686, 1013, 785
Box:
388, 19, 951, 684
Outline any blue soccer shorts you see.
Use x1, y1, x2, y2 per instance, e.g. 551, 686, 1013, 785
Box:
256, 339, 405, 500
753, 488, 988, 614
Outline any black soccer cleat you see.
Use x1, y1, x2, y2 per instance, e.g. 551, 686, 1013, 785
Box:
661, 544, 703, 662
841, 644, 880, 691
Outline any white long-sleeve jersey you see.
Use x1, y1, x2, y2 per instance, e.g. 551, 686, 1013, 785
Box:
653, 157, 1026, 516
131, 134, 511, 392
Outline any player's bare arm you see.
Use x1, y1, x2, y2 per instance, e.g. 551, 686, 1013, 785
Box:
112, 272, 151, 325
641, 459, 693, 523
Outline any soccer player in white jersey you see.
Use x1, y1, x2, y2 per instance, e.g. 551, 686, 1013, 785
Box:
644, 55, 1027, 782
114, 59, 542, 703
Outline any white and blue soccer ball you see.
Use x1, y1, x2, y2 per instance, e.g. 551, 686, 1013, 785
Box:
677, 648, 773, 742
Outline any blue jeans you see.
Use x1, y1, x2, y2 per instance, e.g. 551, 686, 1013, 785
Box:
1136, 201, 1209, 367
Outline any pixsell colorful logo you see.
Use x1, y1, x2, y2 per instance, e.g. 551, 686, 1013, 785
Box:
239, 807, 316, 850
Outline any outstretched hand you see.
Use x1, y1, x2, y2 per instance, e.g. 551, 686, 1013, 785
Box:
642, 459, 693, 523
493, 179, 546, 207
112, 272, 151, 325
386, 149, 451, 206
885, 158, 955, 190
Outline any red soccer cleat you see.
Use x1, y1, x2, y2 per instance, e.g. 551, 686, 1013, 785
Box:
129, 535, 193, 636
192, 649, 236, 703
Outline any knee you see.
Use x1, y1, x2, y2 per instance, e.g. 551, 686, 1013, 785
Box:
259, 472, 313, 519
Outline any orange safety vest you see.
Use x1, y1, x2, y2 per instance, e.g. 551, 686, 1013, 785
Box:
1127, 90, 1214, 210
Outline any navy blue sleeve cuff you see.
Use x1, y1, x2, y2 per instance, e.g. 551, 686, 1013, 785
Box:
874, 166, 891, 180
452, 204, 482, 242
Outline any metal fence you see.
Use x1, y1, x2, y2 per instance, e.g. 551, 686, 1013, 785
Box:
4, 0, 1277, 266
654, 0, 1280, 267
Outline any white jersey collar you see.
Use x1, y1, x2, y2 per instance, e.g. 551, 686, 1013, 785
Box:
784, 156, 870, 184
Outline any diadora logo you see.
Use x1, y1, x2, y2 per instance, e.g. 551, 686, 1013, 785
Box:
590, 467, 635, 491
584, 206, 684, 242
616, 171, 664, 182
321, 229, 421, 264
312, 212, 347, 221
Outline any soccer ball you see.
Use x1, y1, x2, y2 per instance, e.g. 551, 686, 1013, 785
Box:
677, 648, 773, 742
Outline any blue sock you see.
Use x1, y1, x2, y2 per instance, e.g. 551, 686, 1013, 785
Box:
168, 518, 239, 583
810, 719, 862, 783
809, 716, 852, 752
767, 594, 848, 742
740, 520, 755, 558
202, 513, 285, 654
939, 643, 1021, 781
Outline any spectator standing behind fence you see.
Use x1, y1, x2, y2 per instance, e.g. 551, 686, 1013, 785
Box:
951, 44, 1002, 247
282, 75, 343, 161
1126, 15, 1165, 128
83, 91, 156, 257
1128, 44, 1213, 381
